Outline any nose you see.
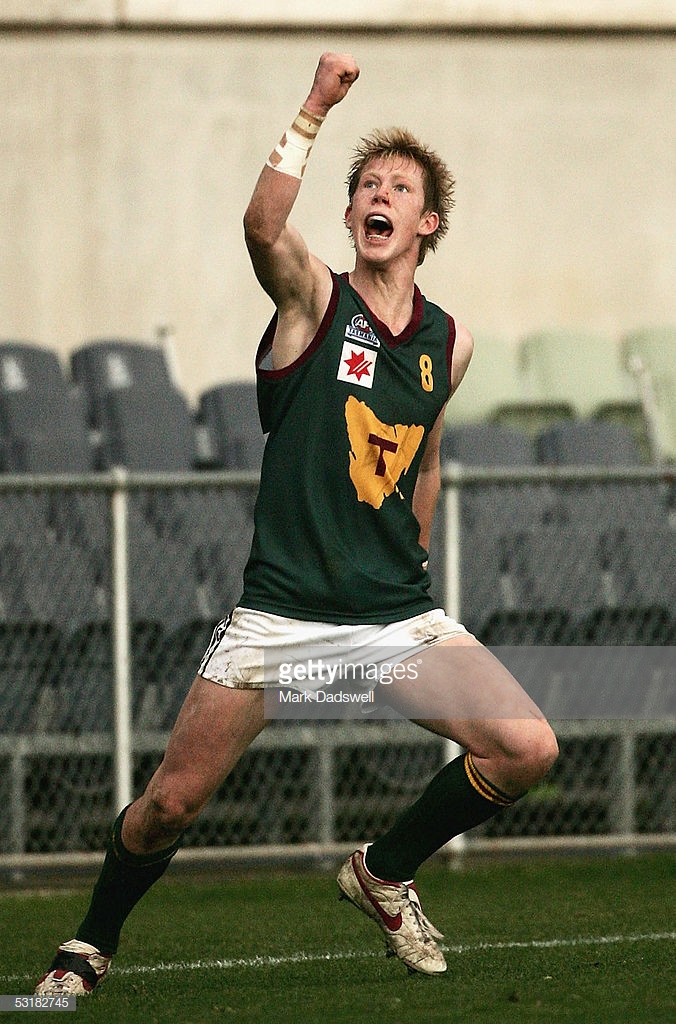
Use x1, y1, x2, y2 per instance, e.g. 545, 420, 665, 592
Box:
373, 182, 390, 204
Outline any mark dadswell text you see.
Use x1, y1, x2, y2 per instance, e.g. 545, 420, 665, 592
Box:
277, 689, 375, 704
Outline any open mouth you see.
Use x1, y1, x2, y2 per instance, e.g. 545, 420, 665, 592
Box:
365, 214, 393, 239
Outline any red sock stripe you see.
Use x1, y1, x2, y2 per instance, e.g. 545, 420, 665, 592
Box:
464, 753, 515, 807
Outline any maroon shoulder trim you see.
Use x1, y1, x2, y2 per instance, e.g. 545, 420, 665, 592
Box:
256, 271, 341, 380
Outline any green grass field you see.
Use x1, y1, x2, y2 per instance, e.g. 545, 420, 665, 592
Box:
1, 852, 674, 1023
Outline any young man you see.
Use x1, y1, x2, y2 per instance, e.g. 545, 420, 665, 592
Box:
36, 53, 557, 992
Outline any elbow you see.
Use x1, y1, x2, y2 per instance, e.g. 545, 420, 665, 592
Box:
243, 210, 282, 265
243, 208, 267, 251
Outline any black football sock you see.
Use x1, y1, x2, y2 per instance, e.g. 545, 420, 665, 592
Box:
75, 806, 182, 955
364, 752, 520, 882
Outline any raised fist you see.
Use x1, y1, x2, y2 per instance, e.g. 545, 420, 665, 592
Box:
305, 52, 360, 117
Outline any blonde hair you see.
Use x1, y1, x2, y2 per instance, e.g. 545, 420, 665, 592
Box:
346, 128, 455, 264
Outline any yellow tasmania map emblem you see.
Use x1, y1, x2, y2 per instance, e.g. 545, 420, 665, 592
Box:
345, 395, 425, 510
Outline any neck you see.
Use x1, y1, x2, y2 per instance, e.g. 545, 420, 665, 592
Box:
348, 264, 417, 335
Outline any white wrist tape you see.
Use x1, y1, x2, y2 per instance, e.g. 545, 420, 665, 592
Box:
266, 107, 325, 179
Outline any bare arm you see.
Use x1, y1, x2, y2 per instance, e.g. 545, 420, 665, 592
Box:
412, 406, 446, 557
243, 53, 360, 368
450, 323, 474, 395
412, 323, 474, 553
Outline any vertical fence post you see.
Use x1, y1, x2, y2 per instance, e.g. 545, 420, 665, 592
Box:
442, 465, 466, 855
9, 740, 26, 854
111, 469, 133, 812
443, 465, 462, 625
317, 737, 335, 852
614, 724, 636, 838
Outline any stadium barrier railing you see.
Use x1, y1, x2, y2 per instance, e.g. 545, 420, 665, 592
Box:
0, 466, 674, 864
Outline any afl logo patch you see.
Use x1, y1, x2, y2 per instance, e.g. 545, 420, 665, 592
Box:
345, 314, 380, 349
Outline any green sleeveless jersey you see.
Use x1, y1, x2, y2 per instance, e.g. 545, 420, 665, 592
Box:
240, 270, 456, 624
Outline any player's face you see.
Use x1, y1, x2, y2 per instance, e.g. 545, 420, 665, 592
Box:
345, 156, 439, 265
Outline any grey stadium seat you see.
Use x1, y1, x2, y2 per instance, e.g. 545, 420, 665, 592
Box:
71, 339, 196, 470
71, 339, 175, 420
198, 382, 265, 471
440, 423, 557, 536
535, 419, 668, 528
98, 387, 196, 471
0, 341, 93, 472
536, 419, 644, 467
441, 422, 536, 467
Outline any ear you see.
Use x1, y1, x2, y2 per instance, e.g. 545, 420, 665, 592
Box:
344, 204, 353, 230
418, 210, 439, 238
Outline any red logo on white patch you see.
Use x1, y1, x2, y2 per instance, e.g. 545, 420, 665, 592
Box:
337, 341, 377, 389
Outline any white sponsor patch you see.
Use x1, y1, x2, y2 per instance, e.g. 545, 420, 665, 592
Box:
337, 341, 377, 389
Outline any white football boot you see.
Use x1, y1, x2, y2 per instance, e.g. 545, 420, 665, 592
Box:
35, 939, 112, 996
337, 845, 446, 975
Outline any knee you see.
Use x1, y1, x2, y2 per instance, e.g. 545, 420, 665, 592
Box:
487, 719, 558, 795
515, 720, 559, 788
144, 777, 203, 837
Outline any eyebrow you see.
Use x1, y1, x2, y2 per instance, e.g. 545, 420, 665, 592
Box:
361, 167, 418, 186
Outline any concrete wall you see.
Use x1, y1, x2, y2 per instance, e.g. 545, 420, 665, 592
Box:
1, 26, 674, 400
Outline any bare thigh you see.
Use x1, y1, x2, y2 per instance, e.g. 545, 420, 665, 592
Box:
123, 676, 266, 853
385, 634, 556, 790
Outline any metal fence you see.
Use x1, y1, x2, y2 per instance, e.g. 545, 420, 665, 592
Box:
0, 467, 674, 863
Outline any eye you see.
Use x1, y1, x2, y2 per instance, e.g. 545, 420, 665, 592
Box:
395, 183, 410, 193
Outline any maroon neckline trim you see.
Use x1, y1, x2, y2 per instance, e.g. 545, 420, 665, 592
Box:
339, 272, 424, 347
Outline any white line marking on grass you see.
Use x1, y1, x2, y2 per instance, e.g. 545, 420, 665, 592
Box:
113, 932, 676, 975
450, 932, 676, 954
3, 932, 674, 986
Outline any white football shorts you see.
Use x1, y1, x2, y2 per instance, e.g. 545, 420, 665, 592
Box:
198, 606, 471, 691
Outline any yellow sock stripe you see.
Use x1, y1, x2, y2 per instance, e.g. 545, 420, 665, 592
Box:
464, 753, 515, 807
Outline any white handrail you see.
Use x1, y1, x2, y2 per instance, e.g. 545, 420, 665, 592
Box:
111, 468, 133, 812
